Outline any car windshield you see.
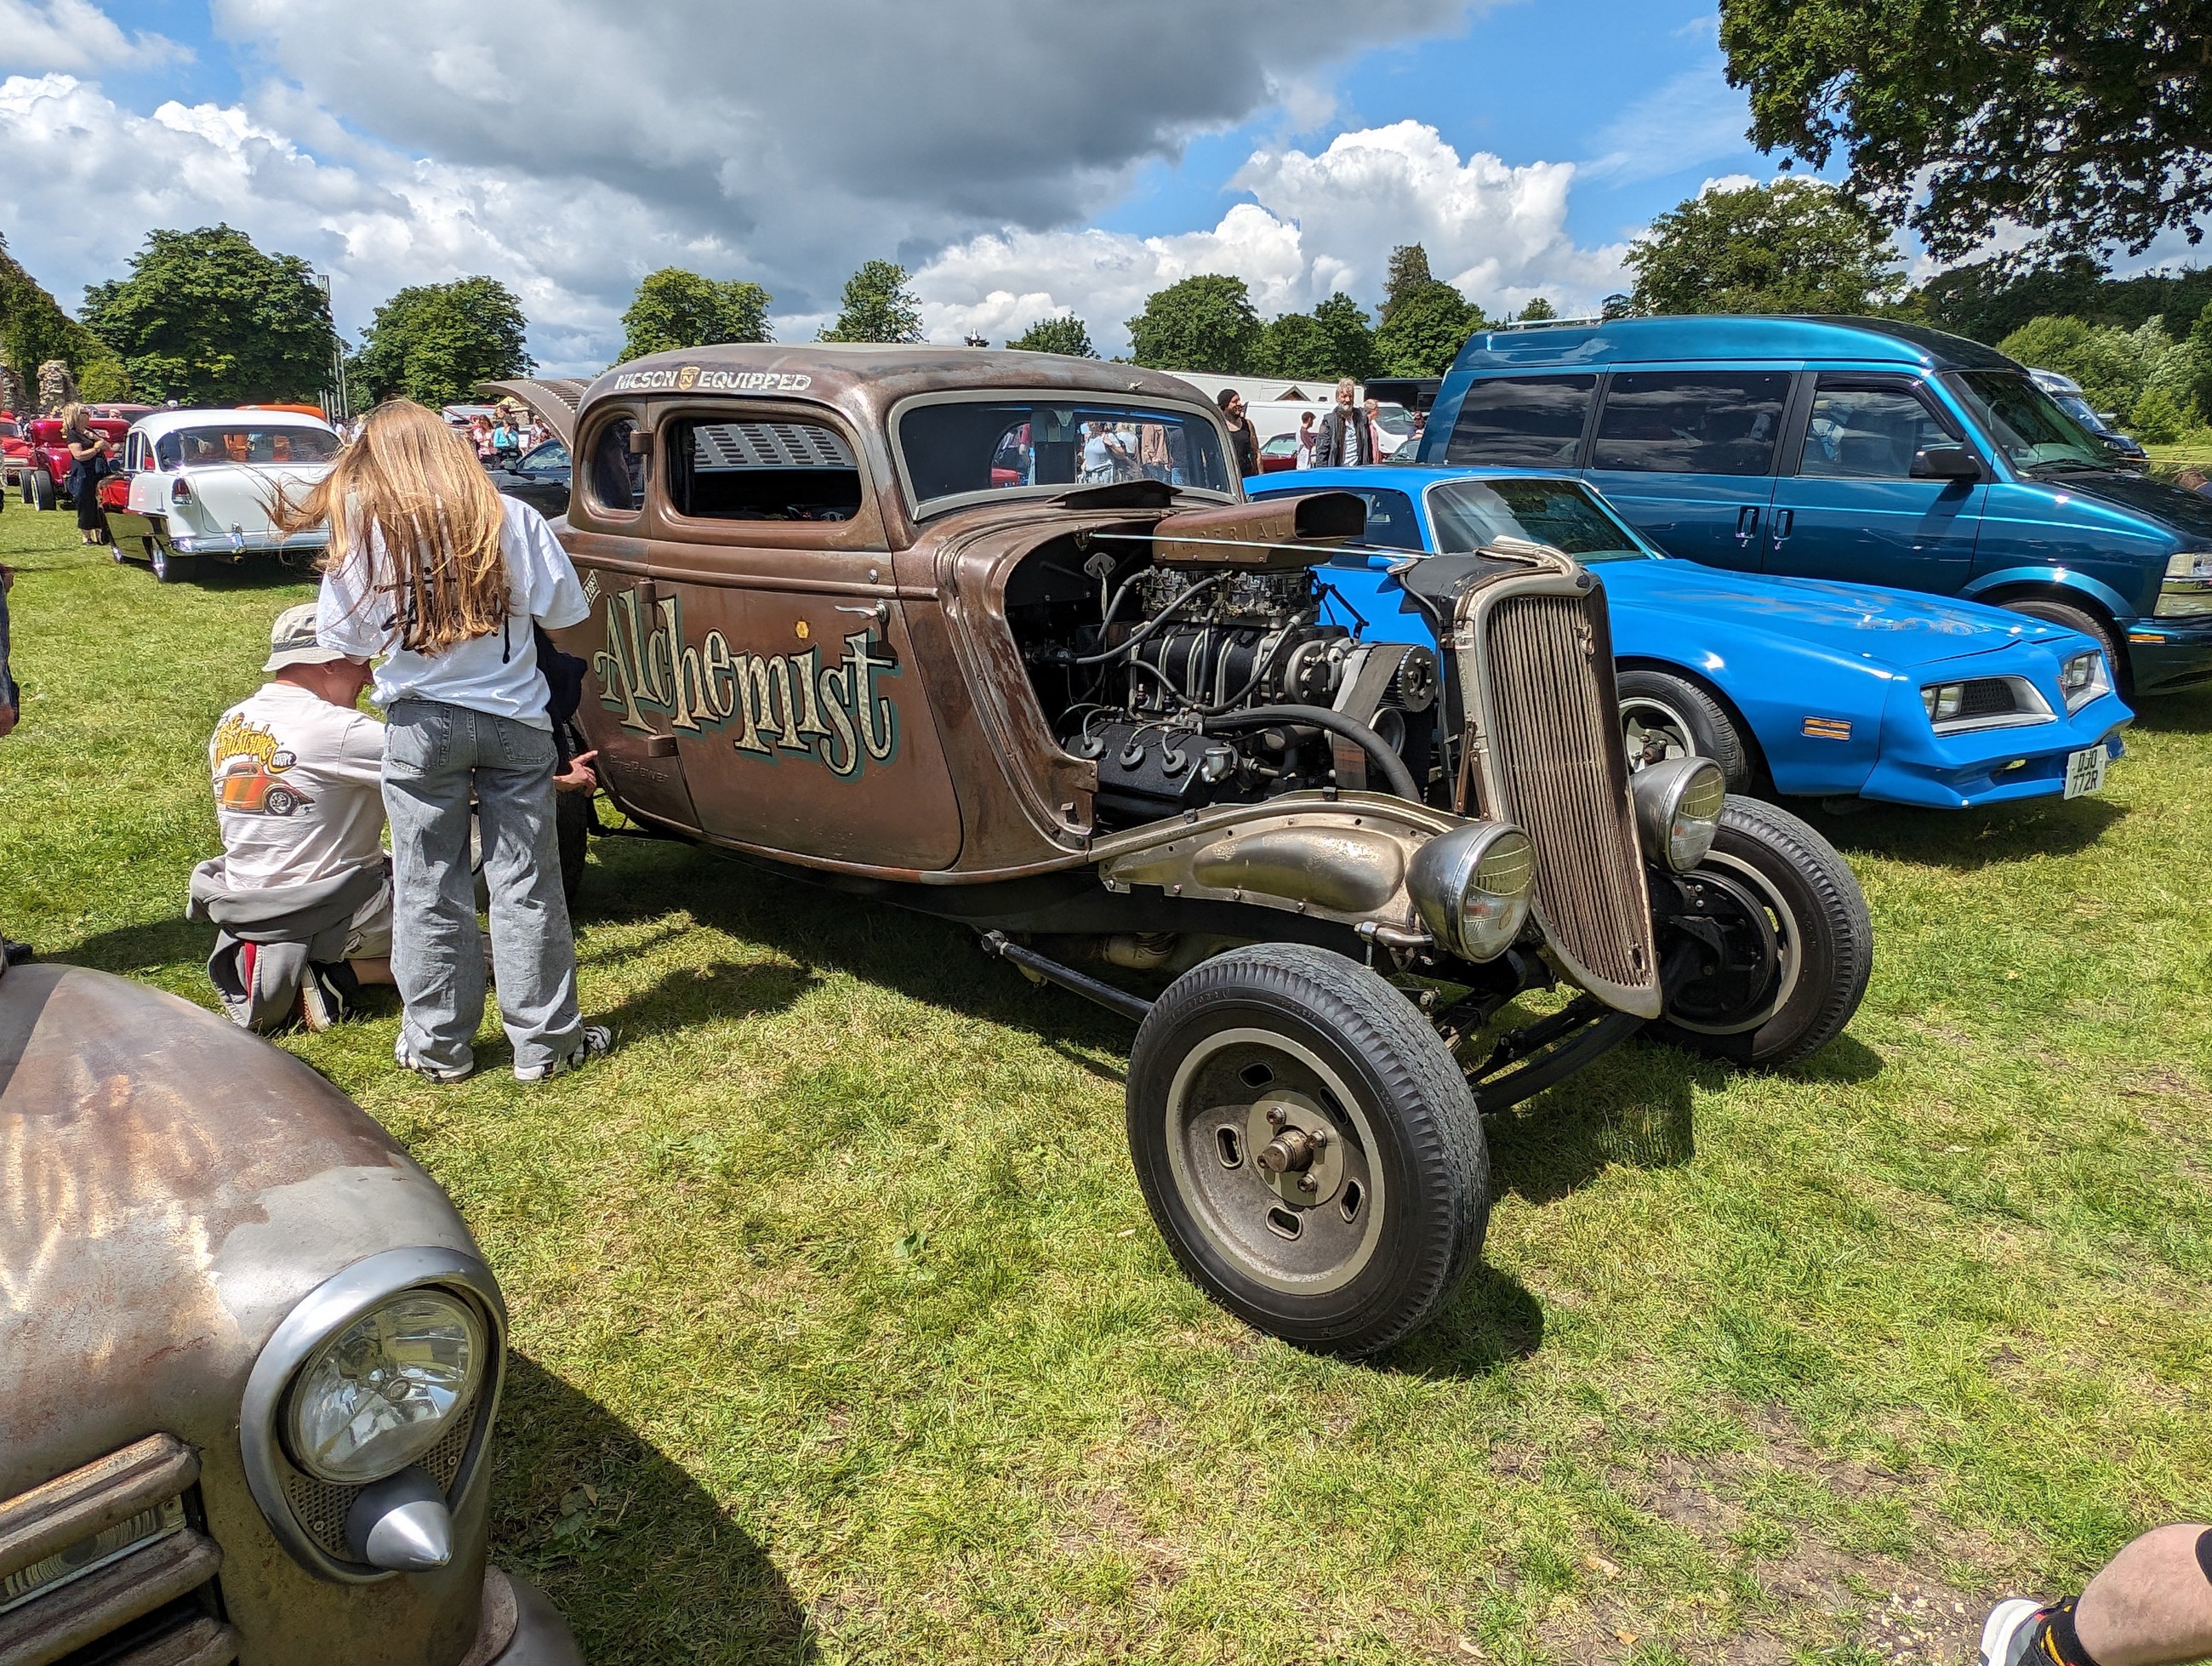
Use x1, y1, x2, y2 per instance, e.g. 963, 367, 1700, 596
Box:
896, 397, 1233, 515
1944, 371, 2111, 472
153, 425, 340, 468
1426, 476, 1650, 562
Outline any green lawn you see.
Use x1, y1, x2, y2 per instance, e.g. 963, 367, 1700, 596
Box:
4, 504, 2209, 1666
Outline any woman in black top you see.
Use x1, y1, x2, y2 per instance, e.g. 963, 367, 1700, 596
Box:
60, 405, 113, 546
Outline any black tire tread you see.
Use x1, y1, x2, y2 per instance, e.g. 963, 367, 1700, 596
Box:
1127, 943, 1487, 1357
1656, 796, 1871, 1068
1616, 666, 1753, 790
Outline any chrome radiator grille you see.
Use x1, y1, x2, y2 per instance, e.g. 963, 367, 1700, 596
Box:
1479, 589, 1657, 1002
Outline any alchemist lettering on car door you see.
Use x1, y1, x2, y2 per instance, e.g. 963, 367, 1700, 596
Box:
636, 408, 963, 870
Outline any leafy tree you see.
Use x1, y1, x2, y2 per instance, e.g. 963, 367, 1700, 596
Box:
1312, 292, 1377, 381
818, 260, 923, 344
2190, 300, 2212, 423
1518, 297, 1559, 322
1249, 312, 1335, 379
1379, 244, 1436, 326
0, 232, 128, 403
353, 277, 533, 408
1374, 281, 1481, 376
1126, 275, 1261, 374
1998, 312, 2203, 436
1623, 179, 1905, 317
619, 268, 771, 362
1007, 313, 1097, 357
79, 224, 330, 403
1719, 0, 2212, 265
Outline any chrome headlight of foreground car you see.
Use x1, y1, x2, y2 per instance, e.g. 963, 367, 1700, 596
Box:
1631, 756, 1726, 872
242, 1247, 504, 1582
1407, 822, 1536, 962
2158, 551, 2212, 617
288, 1290, 484, 1482
2058, 649, 2111, 712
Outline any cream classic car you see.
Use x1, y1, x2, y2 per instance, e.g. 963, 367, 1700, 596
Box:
103, 409, 342, 582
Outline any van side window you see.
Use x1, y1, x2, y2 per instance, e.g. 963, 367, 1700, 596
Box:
666, 418, 862, 521
1592, 372, 1792, 476
1798, 387, 1956, 480
586, 417, 645, 514
1444, 374, 1596, 466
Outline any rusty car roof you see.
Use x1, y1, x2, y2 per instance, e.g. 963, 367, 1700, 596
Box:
577, 344, 1228, 428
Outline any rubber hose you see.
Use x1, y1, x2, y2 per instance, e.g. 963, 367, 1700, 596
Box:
1198, 704, 1422, 802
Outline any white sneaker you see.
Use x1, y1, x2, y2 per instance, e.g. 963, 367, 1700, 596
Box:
394, 1033, 475, 1084
516, 1024, 611, 1083
1979, 1598, 2048, 1666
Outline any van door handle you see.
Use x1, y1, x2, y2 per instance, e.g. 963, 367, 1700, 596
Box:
835, 601, 891, 629
1734, 505, 1762, 545
1770, 508, 1794, 545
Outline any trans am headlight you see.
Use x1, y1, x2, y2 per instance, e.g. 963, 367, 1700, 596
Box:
2058, 650, 2110, 712
1631, 756, 1726, 872
286, 1290, 485, 1483
1407, 822, 1535, 962
2158, 551, 2212, 617
1922, 682, 1964, 723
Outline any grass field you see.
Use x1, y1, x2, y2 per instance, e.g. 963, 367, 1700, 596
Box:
4, 503, 2209, 1665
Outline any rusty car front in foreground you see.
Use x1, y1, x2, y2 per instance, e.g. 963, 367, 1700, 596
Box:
533, 345, 1873, 1357
0, 955, 580, 1666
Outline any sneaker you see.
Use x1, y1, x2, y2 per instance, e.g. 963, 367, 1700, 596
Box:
1979, 1598, 2050, 1666
394, 1032, 475, 1084
516, 1025, 612, 1083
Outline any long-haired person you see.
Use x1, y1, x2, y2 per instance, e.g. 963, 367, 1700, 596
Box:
60, 405, 114, 545
291, 400, 607, 1082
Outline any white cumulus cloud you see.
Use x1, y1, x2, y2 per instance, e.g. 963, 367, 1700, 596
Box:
911, 123, 1631, 355
0, 0, 184, 73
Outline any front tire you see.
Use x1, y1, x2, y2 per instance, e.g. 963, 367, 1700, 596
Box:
1617, 668, 1752, 790
28, 471, 54, 511
1649, 797, 1871, 1068
1998, 596, 2126, 691
1126, 944, 1489, 1357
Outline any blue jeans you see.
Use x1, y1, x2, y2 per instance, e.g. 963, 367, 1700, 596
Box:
383, 699, 581, 1075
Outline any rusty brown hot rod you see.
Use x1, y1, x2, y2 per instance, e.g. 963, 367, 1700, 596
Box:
524, 346, 1872, 1357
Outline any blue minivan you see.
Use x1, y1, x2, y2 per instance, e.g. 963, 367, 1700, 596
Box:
1417, 316, 2212, 693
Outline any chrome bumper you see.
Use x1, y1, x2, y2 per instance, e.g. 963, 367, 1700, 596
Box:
167, 529, 329, 557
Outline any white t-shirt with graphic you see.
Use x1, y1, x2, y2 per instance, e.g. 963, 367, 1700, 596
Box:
209, 682, 387, 889
315, 496, 590, 729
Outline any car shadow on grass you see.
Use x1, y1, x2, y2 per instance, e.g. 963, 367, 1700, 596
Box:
493, 1352, 816, 1664
575, 835, 1140, 1057
2124, 685, 2212, 733
1799, 792, 2124, 872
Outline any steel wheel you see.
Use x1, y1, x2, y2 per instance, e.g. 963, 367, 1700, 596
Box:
1164, 1029, 1385, 1298
1126, 944, 1488, 1356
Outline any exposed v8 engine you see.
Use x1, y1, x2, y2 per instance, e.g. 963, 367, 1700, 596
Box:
1009, 536, 1441, 830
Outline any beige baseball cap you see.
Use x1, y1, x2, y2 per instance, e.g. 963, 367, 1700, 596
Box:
264, 602, 351, 672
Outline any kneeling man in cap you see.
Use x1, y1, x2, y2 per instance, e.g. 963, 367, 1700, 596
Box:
190, 602, 396, 1030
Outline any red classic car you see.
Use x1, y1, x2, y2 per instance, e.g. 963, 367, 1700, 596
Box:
11, 408, 146, 511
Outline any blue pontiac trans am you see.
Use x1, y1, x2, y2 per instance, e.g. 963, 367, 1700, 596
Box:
1248, 465, 2132, 810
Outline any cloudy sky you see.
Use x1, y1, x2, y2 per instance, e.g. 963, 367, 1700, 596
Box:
0, 1, 1858, 373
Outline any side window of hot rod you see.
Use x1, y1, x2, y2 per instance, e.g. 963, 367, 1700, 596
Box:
586, 416, 646, 515
664, 417, 864, 523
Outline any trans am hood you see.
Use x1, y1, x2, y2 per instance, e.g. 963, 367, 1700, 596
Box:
1597, 559, 2072, 669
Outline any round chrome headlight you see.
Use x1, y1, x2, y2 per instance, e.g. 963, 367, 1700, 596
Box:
1631, 756, 1726, 873
286, 1289, 486, 1483
1407, 822, 1536, 962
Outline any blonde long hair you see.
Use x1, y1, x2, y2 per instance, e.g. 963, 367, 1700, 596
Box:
59, 402, 92, 441
282, 400, 509, 654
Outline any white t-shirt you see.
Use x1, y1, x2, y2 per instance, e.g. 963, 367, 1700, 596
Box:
209, 682, 387, 888
316, 496, 590, 728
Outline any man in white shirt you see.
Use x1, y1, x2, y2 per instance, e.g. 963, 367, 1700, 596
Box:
195, 604, 395, 1027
